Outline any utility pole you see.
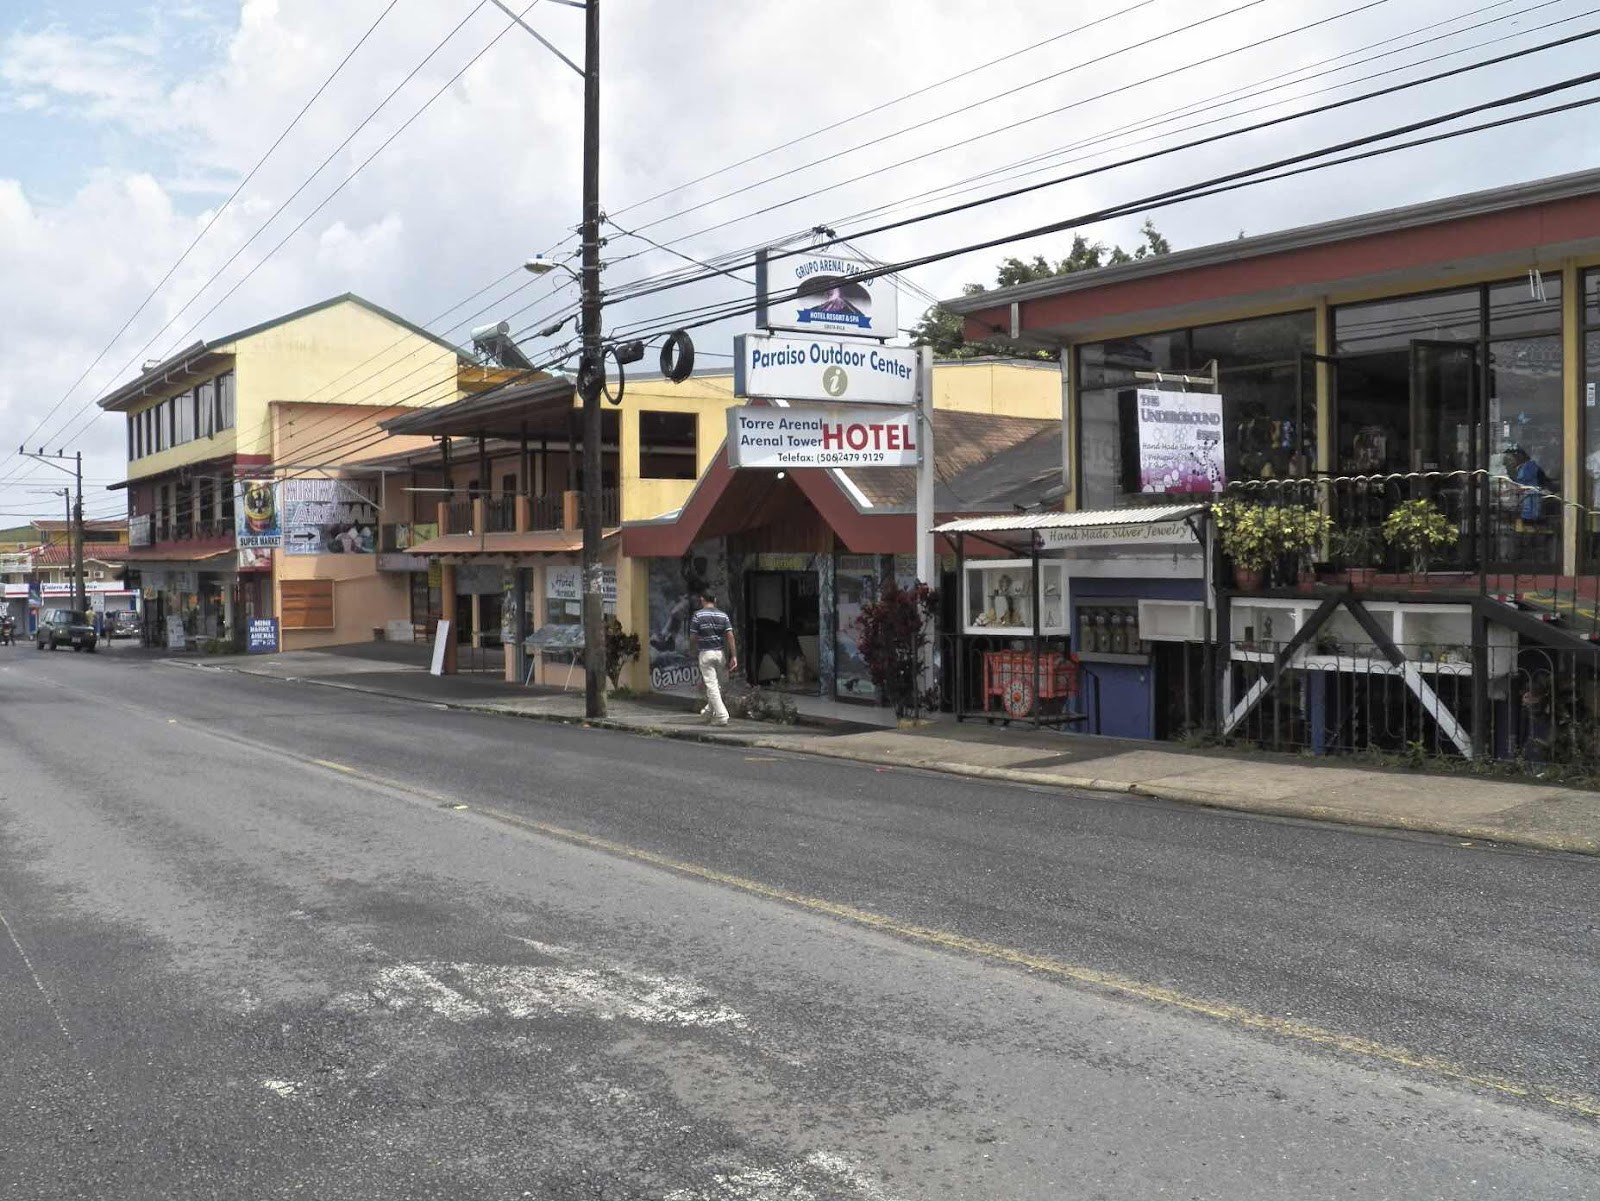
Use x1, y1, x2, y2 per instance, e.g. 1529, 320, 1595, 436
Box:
20, 447, 87, 613
578, 0, 606, 719
73, 451, 86, 613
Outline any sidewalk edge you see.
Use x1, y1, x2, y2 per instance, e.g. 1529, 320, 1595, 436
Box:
208, 663, 1599, 859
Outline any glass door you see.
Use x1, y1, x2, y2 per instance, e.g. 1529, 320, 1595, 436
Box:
1409, 340, 1479, 570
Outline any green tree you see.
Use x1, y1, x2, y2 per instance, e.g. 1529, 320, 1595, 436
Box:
911, 219, 1172, 358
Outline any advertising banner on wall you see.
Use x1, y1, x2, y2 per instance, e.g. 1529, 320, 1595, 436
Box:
646, 540, 728, 693
733, 333, 916, 405
726, 405, 919, 469
756, 250, 898, 339
281, 479, 380, 555
1135, 388, 1226, 494
235, 480, 282, 549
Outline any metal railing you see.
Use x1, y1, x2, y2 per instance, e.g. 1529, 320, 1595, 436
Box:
1228, 472, 1597, 638
578, 487, 621, 528
485, 495, 517, 533
445, 500, 475, 535
529, 493, 565, 531
1221, 636, 1600, 777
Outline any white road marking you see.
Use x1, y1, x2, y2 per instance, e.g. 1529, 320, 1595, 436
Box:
335, 960, 747, 1031
664, 1151, 905, 1201
261, 1079, 300, 1097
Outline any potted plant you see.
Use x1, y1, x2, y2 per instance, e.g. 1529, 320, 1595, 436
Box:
1212, 497, 1330, 591
1331, 525, 1383, 589
1382, 498, 1458, 579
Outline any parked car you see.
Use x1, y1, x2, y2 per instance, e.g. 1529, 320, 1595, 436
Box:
107, 609, 140, 640
36, 609, 98, 652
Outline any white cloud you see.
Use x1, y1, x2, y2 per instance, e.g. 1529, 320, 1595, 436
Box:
2, 0, 1599, 513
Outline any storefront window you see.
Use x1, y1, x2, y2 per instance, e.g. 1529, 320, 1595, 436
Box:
1077, 311, 1314, 508
1333, 288, 1480, 354
1584, 270, 1600, 564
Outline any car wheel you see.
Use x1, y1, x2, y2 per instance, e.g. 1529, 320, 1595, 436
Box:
86, 644, 97, 654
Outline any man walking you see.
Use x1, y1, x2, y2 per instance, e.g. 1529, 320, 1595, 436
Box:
690, 591, 737, 726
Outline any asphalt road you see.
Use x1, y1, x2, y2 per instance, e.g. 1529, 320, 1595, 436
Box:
1, 643, 1597, 1199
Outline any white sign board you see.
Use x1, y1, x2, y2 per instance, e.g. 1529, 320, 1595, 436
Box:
733, 333, 916, 405
430, 618, 451, 676
1136, 388, 1226, 494
546, 565, 617, 613
726, 405, 919, 469
165, 615, 188, 650
1039, 520, 1197, 549
756, 250, 898, 340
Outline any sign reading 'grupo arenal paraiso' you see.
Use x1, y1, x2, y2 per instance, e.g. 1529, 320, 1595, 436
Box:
734, 332, 917, 405
726, 405, 920, 469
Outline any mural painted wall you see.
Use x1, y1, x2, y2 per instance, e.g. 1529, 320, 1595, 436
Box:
646, 539, 729, 693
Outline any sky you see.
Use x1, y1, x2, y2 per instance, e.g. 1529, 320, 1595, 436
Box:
2, 0, 1598, 522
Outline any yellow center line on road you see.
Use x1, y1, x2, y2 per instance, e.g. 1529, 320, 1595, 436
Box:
13, 670, 1592, 1126
458, 801, 1600, 1124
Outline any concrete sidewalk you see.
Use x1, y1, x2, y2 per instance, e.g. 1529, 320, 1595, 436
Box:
199, 649, 1600, 858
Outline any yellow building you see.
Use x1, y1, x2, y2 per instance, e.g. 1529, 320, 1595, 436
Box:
373, 357, 1061, 691
97, 294, 509, 649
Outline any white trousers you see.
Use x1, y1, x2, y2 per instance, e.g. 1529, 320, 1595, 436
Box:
698, 649, 728, 722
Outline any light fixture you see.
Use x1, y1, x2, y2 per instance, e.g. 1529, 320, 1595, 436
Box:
524, 256, 556, 276
776, 471, 786, 480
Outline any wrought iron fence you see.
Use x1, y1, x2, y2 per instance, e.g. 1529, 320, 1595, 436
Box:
1220, 637, 1600, 777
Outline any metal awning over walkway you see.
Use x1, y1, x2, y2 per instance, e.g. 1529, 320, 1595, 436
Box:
936, 504, 1205, 548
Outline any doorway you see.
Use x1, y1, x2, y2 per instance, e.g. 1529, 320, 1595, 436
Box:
744, 570, 820, 693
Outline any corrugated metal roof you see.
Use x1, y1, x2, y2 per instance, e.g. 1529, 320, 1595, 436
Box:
935, 503, 1204, 534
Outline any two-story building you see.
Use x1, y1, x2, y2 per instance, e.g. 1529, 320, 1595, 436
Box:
373, 356, 1065, 707
942, 166, 1600, 761
96, 294, 506, 649
0, 519, 132, 635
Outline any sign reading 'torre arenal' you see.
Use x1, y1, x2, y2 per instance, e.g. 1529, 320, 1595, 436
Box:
726, 405, 919, 469
734, 333, 917, 405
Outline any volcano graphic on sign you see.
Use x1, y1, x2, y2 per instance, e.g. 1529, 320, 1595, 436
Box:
795, 275, 872, 329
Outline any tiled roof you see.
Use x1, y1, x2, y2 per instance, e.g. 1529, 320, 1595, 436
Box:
30, 543, 128, 567
847, 411, 1059, 509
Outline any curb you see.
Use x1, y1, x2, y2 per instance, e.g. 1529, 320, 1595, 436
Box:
210, 663, 1600, 860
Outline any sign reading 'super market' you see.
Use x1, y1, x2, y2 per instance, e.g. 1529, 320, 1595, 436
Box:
734, 333, 917, 405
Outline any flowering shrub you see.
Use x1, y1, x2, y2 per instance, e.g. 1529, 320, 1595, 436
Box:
855, 581, 939, 719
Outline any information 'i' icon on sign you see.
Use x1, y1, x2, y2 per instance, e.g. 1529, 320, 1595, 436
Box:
822, 365, 848, 397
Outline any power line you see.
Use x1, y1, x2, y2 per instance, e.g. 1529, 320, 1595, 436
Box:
603, 25, 1600, 311
609, 0, 1159, 220
23, 0, 545, 464
0, 0, 407, 491
625, 0, 1321, 239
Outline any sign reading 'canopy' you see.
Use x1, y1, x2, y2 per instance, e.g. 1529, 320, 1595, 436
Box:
1135, 388, 1226, 493
726, 405, 919, 469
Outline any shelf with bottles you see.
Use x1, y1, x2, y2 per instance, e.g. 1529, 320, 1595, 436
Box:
1075, 600, 1149, 662
962, 559, 1068, 635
